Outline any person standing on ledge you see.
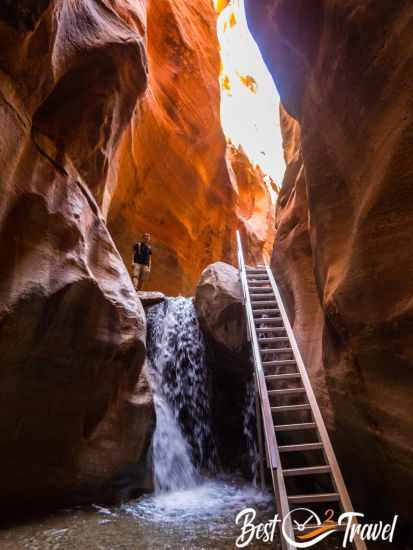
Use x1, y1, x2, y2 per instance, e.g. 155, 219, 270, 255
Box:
132, 233, 152, 291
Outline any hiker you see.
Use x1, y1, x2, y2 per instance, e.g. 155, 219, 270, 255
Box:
132, 233, 152, 291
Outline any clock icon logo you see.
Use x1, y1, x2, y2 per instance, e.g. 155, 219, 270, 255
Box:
282, 507, 338, 548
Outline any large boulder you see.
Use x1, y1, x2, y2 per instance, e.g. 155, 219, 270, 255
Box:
0, 0, 154, 509
246, 0, 413, 536
195, 262, 252, 472
195, 262, 247, 357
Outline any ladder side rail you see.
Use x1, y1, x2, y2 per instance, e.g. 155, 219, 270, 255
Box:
236, 232, 295, 550
237, 233, 277, 469
237, 247, 266, 489
266, 265, 367, 550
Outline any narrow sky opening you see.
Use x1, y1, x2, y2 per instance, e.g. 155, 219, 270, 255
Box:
214, 0, 285, 188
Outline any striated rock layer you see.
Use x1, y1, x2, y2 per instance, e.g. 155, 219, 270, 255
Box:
0, 0, 276, 509
0, 0, 154, 508
246, 0, 413, 535
105, 0, 275, 296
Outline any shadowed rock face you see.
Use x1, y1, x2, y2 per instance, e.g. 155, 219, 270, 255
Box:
105, 0, 275, 296
0, 0, 154, 508
246, 0, 413, 532
195, 262, 251, 471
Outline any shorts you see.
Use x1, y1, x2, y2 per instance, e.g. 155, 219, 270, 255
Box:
133, 263, 150, 278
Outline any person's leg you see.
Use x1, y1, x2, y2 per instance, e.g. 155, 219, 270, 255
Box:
132, 264, 139, 290
137, 265, 145, 290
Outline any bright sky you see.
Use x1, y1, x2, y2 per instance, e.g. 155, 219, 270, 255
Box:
215, 0, 285, 187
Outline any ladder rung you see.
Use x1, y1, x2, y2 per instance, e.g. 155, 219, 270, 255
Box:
268, 388, 306, 395
249, 287, 272, 292
288, 493, 340, 504
247, 268, 266, 273
259, 338, 289, 344
251, 301, 277, 307
260, 348, 292, 354
262, 359, 295, 365
266, 373, 301, 381
256, 327, 285, 334
283, 465, 331, 477
279, 442, 323, 453
253, 309, 279, 316
275, 422, 316, 432
255, 317, 283, 324
247, 274, 267, 278
250, 293, 274, 298
272, 404, 310, 412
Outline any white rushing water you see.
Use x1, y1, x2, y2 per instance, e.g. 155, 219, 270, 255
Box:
122, 297, 273, 548
243, 380, 260, 485
146, 297, 218, 492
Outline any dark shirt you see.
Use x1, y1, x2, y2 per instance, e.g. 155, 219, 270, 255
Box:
134, 242, 152, 266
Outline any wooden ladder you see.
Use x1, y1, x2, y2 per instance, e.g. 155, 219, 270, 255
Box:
236, 231, 366, 550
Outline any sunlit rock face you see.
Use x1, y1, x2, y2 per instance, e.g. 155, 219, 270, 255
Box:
195, 262, 247, 357
226, 143, 276, 265
105, 0, 275, 296
246, 0, 413, 531
0, 0, 154, 508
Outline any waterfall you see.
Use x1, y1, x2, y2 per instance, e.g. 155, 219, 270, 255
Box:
147, 297, 218, 492
243, 380, 259, 485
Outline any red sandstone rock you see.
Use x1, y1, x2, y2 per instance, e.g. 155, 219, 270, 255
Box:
273, 105, 334, 428
226, 143, 276, 266
0, 0, 153, 508
137, 291, 166, 308
246, 0, 413, 533
195, 261, 246, 356
105, 0, 275, 296
0, 0, 276, 509
195, 261, 252, 472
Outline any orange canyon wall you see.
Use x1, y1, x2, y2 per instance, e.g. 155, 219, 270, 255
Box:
0, 0, 275, 506
0, 0, 149, 508
104, 0, 275, 296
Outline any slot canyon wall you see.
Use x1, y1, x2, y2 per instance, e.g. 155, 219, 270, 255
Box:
245, 0, 413, 536
0, 0, 154, 509
0, 0, 274, 509
104, 0, 275, 296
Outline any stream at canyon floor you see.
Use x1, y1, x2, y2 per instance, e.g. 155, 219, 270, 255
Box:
1, 298, 277, 549
0, 478, 274, 550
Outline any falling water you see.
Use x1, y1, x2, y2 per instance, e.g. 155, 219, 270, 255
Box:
146, 297, 218, 492
0, 298, 275, 550
243, 380, 260, 485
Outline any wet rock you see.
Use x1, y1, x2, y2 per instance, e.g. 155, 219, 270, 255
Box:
137, 291, 166, 308
195, 262, 252, 471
